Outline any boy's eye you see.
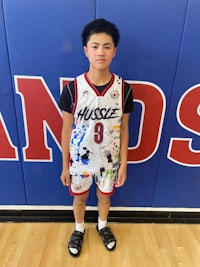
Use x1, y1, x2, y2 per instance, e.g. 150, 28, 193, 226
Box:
91, 46, 111, 49
90, 44, 112, 50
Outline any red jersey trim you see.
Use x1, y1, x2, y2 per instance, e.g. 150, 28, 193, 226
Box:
69, 181, 115, 196
96, 184, 115, 196
84, 72, 115, 96
69, 186, 90, 196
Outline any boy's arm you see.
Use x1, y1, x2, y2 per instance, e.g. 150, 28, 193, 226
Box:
115, 113, 130, 188
60, 111, 74, 186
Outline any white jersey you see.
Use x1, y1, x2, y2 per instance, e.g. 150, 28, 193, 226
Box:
69, 73, 124, 178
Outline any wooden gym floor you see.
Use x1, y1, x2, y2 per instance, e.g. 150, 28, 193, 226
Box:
0, 222, 200, 267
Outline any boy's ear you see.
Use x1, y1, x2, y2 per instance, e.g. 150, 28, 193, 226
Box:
83, 46, 88, 57
113, 47, 117, 58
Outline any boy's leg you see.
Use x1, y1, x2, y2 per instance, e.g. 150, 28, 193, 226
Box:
68, 192, 89, 257
73, 192, 89, 225
97, 188, 110, 222
96, 188, 116, 250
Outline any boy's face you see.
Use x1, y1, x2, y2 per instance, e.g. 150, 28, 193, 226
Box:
83, 32, 117, 72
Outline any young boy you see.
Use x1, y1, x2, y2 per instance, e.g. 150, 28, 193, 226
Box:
59, 18, 133, 257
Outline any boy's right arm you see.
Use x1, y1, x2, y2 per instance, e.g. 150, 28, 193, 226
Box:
60, 111, 74, 186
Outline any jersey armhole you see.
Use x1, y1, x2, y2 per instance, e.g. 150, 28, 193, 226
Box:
72, 78, 78, 115
122, 80, 125, 113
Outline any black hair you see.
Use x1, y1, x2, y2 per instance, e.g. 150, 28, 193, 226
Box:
81, 18, 120, 47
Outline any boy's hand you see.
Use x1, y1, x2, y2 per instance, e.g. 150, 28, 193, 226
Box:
115, 165, 127, 188
60, 168, 71, 186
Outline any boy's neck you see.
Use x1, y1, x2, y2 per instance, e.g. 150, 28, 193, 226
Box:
86, 70, 112, 86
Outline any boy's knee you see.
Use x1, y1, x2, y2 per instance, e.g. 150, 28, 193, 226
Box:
97, 191, 110, 204
73, 193, 88, 206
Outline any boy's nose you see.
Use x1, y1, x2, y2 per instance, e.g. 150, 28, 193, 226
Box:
98, 47, 105, 55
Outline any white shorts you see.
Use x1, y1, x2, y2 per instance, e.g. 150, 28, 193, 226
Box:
70, 170, 118, 195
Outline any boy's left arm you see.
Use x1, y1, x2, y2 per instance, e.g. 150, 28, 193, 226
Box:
115, 113, 130, 188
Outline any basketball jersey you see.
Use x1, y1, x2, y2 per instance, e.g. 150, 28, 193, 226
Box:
69, 73, 124, 177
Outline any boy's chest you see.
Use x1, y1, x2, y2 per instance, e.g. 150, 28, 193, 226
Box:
76, 86, 122, 109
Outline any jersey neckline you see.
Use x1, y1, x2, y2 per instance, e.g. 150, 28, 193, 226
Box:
84, 72, 115, 96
